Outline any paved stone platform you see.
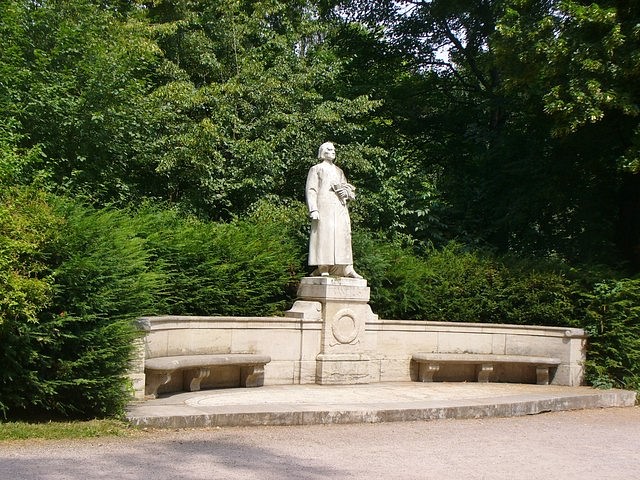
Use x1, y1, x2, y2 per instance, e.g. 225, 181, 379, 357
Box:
126, 382, 636, 428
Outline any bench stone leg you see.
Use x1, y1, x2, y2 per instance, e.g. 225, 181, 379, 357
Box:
536, 366, 550, 385
145, 372, 172, 398
240, 365, 265, 387
418, 362, 440, 382
477, 363, 494, 382
184, 368, 211, 392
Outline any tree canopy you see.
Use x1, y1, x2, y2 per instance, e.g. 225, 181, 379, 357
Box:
327, 0, 640, 266
1, 0, 639, 266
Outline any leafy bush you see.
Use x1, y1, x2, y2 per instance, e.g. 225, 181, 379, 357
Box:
583, 279, 640, 391
36, 202, 167, 417
0, 190, 166, 418
0, 188, 60, 417
137, 200, 307, 316
0, 123, 46, 188
357, 237, 584, 327
0, 191, 308, 419
356, 234, 639, 392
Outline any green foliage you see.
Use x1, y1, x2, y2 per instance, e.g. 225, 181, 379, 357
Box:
357, 237, 586, 327
0, 189, 165, 418
491, 0, 640, 264
0, 188, 309, 419
1, 0, 162, 203
36, 202, 167, 417
136, 202, 306, 316
320, 16, 461, 244
1, 0, 638, 261
142, 0, 383, 219
356, 233, 640, 391
0, 120, 46, 188
334, 0, 640, 266
497, 1, 636, 137
583, 278, 640, 391
0, 188, 60, 417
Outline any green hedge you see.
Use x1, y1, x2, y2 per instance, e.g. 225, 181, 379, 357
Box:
356, 237, 586, 327
0, 190, 165, 418
582, 279, 640, 391
36, 202, 166, 417
135, 200, 306, 316
0, 188, 60, 417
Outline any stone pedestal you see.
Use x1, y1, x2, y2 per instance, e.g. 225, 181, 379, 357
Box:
286, 277, 378, 385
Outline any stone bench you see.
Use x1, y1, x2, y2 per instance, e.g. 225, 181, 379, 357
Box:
144, 354, 271, 398
412, 353, 561, 385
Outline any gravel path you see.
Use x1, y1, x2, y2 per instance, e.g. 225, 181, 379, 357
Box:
1, 407, 638, 480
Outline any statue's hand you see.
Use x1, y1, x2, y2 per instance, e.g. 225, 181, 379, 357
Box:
310, 211, 320, 221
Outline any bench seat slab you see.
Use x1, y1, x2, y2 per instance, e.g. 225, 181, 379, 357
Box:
145, 354, 271, 398
413, 353, 560, 385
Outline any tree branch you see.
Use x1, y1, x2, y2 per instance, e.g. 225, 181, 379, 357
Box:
417, 60, 481, 93
437, 19, 491, 92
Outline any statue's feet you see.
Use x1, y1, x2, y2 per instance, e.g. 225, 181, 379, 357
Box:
344, 265, 363, 279
311, 265, 362, 279
311, 266, 331, 277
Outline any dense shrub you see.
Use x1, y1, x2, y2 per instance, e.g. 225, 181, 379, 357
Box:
134, 200, 307, 316
0, 188, 60, 417
0, 194, 306, 418
583, 279, 640, 391
355, 234, 640, 392
0, 124, 45, 188
0, 191, 166, 418
36, 202, 167, 417
357, 237, 585, 327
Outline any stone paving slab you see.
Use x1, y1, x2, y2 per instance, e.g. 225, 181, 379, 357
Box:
126, 382, 636, 428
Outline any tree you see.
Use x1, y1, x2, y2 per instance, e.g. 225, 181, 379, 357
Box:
1, 0, 162, 203
494, 0, 640, 266
330, 0, 640, 267
138, 0, 382, 219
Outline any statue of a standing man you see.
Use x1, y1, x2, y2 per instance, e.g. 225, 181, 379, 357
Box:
306, 142, 362, 278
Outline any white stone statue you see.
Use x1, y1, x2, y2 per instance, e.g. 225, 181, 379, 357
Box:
306, 142, 362, 278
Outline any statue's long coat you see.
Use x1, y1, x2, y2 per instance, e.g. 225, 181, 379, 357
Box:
306, 161, 354, 266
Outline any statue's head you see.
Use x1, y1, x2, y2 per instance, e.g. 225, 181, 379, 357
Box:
317, 142, 336, 162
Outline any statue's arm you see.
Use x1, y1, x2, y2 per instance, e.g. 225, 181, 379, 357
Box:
306, 166, 319, 219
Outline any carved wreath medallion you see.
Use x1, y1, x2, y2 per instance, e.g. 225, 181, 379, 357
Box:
330, 308, 360, 344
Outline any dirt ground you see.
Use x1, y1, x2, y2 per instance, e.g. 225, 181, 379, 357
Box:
1, 407, 639, 480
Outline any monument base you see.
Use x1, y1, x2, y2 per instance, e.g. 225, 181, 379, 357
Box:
316, 353, 370, 385
286, 276, 377, 385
